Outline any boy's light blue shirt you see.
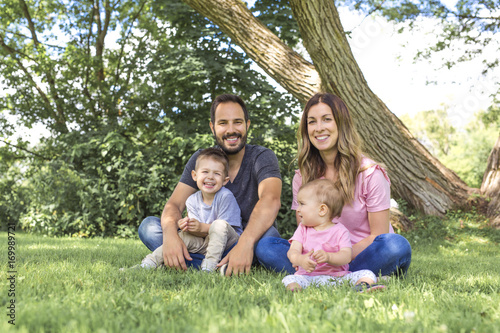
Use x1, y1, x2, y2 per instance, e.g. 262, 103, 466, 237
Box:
185, 186, 243, 235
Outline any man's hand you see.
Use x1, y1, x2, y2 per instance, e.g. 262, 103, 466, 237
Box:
312, 249, 330, 264
217, 240, 254, 276
162, 228, 192, 271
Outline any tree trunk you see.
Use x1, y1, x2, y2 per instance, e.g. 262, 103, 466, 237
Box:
182, 0, 472, 215
481, 135, 500, 227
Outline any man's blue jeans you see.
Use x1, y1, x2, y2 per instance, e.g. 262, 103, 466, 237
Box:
256, 233, 412, 277
138, 216, 295, 272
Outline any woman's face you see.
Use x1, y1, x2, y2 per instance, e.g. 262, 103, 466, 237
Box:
306, 102, 339, 154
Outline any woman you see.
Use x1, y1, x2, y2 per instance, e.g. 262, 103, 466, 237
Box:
257, 93, 411, 277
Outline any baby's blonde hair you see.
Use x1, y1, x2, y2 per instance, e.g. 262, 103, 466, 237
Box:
299, 179, 344, 220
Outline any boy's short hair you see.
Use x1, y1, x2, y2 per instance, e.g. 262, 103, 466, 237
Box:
299, 179, 344, 220
195, 147, 230, 176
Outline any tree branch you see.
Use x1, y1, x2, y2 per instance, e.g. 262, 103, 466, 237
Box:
0, 139, 51, 160
112, 0, 147, 98
0, 27, 65, 50
18, 0, 68, 133
0, 34, 55, 115
181, 0, 321, 102
18, 0, 40, 46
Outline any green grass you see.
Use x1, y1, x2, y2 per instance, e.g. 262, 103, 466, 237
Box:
1, 211, 500, 333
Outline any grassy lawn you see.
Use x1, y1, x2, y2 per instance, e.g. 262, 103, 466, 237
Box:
1, 212, 499, 333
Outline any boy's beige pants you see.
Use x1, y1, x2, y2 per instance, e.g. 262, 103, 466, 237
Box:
145, 219, 239, 267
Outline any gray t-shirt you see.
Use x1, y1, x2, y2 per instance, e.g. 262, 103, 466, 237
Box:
180, 144, 282, 229
186, 187, 243, 235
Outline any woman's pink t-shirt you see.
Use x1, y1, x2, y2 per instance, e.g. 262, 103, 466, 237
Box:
291, 157, 393, 245
290, 222, 352, 277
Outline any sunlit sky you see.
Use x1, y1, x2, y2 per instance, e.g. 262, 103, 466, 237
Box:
247, 1, 498, 128
337, 6, 499, 127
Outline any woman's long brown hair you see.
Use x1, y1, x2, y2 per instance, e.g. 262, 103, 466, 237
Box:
296, 93, 363, 204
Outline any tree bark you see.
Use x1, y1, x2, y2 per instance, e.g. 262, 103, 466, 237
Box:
181, 0, 321, 102
481, 135, 500, 227
181, 0, 472, 215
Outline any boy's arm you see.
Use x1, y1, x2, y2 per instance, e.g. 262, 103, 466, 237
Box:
182, 219, 210, 237
181, 193, 209, 237
219, 177, 282, 276
161, 182, 197, 270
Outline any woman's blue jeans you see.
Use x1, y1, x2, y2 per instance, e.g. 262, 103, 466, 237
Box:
256, 233, 412, 277
138, 216, 295, 272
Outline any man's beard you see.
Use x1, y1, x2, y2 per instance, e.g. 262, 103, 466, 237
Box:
214, 131, 247, 155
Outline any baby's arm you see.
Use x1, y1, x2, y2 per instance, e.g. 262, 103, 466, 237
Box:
287, 240, 317, 273
312, 247, 352, 266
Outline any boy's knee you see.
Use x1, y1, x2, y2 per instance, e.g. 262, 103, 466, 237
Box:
209, 219, 229, 233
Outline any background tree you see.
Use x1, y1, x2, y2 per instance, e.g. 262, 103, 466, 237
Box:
400, 109, 456, 157
181, 0, 479, 216
480, 104, 500, 227
0, 0, 300, 236
2, 0, 498, 236
402, 106, 499, 189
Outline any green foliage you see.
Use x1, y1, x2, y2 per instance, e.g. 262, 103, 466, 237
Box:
401, 105, 499, 188
2, 210, 500, 332
0, 164, 30, 231
18, 124, 214, 237
400, 108, 456, 156
250, 0, 301, 48
0, 0, 301, 237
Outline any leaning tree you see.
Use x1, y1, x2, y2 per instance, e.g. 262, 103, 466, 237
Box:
482, 135, 500, 226
179, 0, 484, 217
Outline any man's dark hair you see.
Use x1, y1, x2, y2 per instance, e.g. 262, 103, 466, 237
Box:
210, 94, 249, 124
195, 147, 230, 176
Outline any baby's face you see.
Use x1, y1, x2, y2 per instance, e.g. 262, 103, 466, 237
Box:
296, 187, 322, 227
192, 158, 228, 195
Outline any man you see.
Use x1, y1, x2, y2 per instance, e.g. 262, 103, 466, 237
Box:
138, 94, 294, 276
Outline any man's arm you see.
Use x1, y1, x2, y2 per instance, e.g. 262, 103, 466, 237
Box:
219, 177, 282, 275
161, 182, 197, 270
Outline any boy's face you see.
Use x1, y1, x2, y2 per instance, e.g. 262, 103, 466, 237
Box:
296, 187, 324, 227
192, 158, 229, 196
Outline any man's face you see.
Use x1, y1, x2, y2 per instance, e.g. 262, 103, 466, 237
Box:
210, 102, 250, 155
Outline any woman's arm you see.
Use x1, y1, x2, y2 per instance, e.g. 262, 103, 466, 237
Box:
351, 209, 390, 259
